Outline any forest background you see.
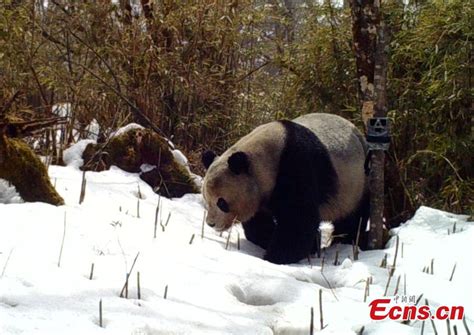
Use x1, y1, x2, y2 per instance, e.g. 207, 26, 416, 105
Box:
0, 0, 472, 226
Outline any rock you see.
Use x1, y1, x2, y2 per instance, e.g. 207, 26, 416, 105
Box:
81, 128, 199, 198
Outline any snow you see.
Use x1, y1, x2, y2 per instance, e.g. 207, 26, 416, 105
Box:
63, 139, 96, 169
109, 123, 144, 138
0, 165, 472, 334
0, 179, 23, 204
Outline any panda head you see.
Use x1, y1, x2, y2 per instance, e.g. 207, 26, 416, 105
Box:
201, 150, 260, 231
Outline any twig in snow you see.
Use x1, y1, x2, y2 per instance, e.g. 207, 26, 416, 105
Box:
310, 307, 314, 335
119, 252, 140, 298
449, 263, 457, 281
154, 196, 161, 237
225, 230, 232, 250
137, 271, 141, 300
354, 218, 362, 261
383, 270, 394, 296
321, 256, 325, 272
391, 236, 400, 275
125, 274, 129, 298
189, 234, 195, 245
154, 200, 159, 238
1, 248, 14, 277
137, 184, 142, 199
79, 170, 87, 204
319, 289, 325, 330
237, 232, 240, 250
415, 294, 424, 306
404, 273, 407, 295
380, 254, 387, 268
136, 198, 140, 218
201, 210, 206, 239
425, 299, 438, 335
89, 263, 95, 280
99, 299, 103, 328
421, 320, 425, 335
58, 212, 67, 267
164, 212, 171, 227
164, 285, 168, 299
463, 316, 472, 335
333, 245, 339, 266
364, 278, 370, 302
393, 275, 401, 296
447, 319, 452, 335
367, 277, 371, 296
452, 222, 457, 234
453, 325, 458, 335
321, 271, 338, 301
430, 258, 434, 275
159, 211, 170, 232
401, 242, 404, 258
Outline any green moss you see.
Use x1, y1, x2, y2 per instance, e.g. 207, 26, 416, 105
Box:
0, 137, 64, 205
82, 129, 199, 197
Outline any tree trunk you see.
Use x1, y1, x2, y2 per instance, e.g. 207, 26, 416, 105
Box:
369, 20, 389, 249
350, 0, 388, 249
349, 0, 379, 127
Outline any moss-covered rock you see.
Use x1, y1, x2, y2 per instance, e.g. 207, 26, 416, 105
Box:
82, 128, 199, 198
0, 136, 64, 205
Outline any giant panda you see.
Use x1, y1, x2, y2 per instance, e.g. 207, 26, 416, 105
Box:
201, 113, 369, 264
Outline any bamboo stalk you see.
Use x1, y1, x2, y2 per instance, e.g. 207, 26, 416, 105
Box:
449, 263, 456, 281
383, 271, 393, 296
425, 299, 438, 335
393, 275, 401, 296
319, 289, 324, 330
89, 263, 95, 280
119, 252, 140, 298
137, 271, 141, 300
79, 170, 87, 204
201, 210, 206, 239
58, 212, 67, 267
463, 316, 472, 335
99, 299, 103, 327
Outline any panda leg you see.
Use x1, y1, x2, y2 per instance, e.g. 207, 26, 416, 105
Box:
264, 208, 319, 265
242, 211, 275, 250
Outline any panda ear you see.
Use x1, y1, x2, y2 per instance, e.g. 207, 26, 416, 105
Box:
228, 151, 249, 175
201, 150, 217, 170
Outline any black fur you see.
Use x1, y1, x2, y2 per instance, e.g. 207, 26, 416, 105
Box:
202, 150, 217, 169
228, 151, 250, 175
242, 211, 275, 249
333, 190, 370, 249
243, 120, 338, 264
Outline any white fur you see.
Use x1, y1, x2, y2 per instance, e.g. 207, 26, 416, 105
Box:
293, 113, 367, 221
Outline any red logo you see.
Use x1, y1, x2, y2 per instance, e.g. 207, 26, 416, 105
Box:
369, 298, 464, 321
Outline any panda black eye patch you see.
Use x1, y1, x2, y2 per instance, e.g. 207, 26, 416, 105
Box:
216, 198, 229, 213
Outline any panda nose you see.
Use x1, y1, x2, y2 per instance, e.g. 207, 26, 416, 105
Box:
207, 222, 216, 227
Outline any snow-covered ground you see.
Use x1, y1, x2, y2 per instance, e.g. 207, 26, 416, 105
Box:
0, 164, 472, 334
